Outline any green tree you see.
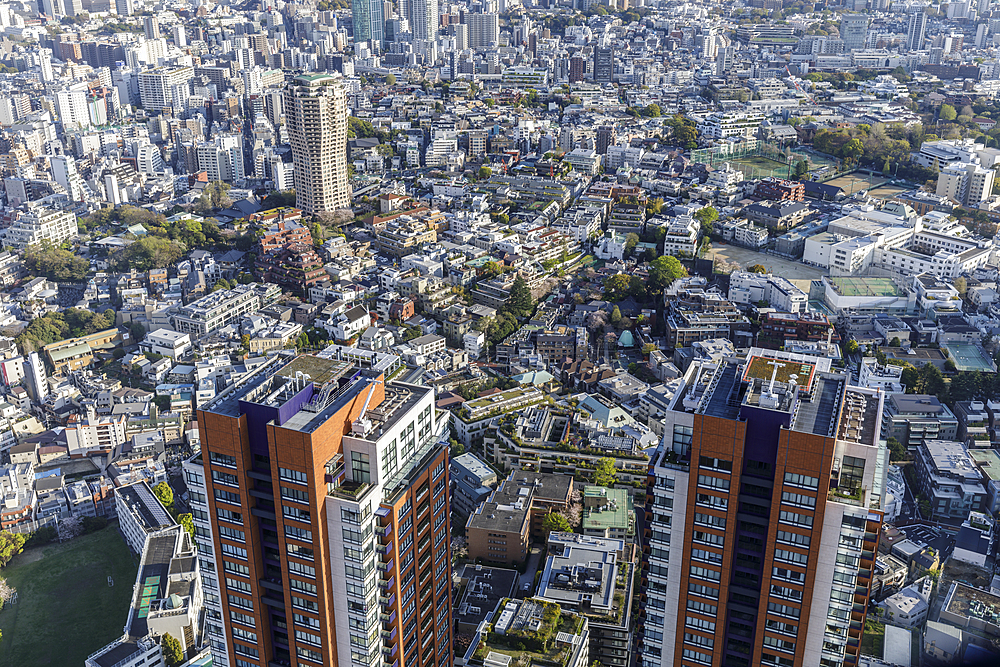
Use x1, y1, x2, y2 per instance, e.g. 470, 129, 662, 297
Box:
644, 103, 661, 118
944, 358, 958, 373
793, 159, 808, 179
900, 364, 919, 393
921, 363, 946, 395
478, 165, 492, 180
542, 512, 571, 535
603, 274, 631, 301
939, 104, 957, 121
503, 274, 535, 319
624, 232, 640, 255
747, 264, 767, 274
842, 138, 864, 161
889, 337, 901, 347
845, 339, 859, 355
386, 73, 396, 85
610, 305, 622, 325
178, 513, 195, 539
0, 532, 26, 567
954, 276, 967, 295
24, 243, 90, 282
593, 457, 618, 487
152, 481, 175, 514
161, 632, 184, 667
648, 255, 688, 293
886, 437, 906, 462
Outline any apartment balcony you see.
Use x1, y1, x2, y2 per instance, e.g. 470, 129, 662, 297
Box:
379, 593, 396, 608
378, 559, 394, 572
377, 540, 393, 555
381, 610, 396, 625
380, 576, 395, 591
381, 627, 397, 642
382, 643, 398, 659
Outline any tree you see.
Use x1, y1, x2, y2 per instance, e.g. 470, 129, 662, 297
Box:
642, 343, 658, 355
503, 274, 535, 319
0, 532, 26, 567
747, 264, 767, 274
644, 103, 661, 118
648, 255, 688, 293
944, 358, 958, 373
386, 73, 396, 85
593, 457, 618, 487
793, 159, 808, 179
478, 166, 492, 180
152, 481, 175, 514
603, 274, 631, 301
886, 437, 906, 462
939, 104, 957, 121
954, 276, 967, 295
542, 512, 571, 535
610, 305, 622, 325
130, 322, 146, 342
161, 632, 184, 667
693, 206, 719, 233
24, 243, 90, 282
624, 232, 640, 255
845, 339, 859, 355
842, 138, 864, 161
178, 513, 195, 539
900, 364, 919, 393
889, 337, 901, 347
921, 362, 946, 395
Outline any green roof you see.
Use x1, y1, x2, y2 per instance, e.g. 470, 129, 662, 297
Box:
582, 486, 631, 532
47, 342, 93, 362
969, 449, 1000, 481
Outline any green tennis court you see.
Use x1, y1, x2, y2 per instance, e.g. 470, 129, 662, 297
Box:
943, 343, 996, 372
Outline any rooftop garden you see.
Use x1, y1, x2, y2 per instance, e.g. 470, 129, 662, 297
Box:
472, 601, 585, 667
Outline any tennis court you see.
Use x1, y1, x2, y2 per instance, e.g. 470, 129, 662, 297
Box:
943, 343, 996, 372
827, 277, 904, 297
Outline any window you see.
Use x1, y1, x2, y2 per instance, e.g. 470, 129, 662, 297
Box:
693, 531, 724, 547
351, 451, 371, 484
342, 526, 363, 544
776, 530, 810, 547
682, 648, 712, 665
296, 647, 323, 663
767, 601, 800, 619
221, 543, 247, 559
295, 629, 323, 646
772, 567, 805, 584
774, 549, 808, 566
690, 565, 721, 582
285, 525, 313, 541
781, 491, 816, 509
280, 485, 310, 504
289, 561, 316, 578
778, 510, 813, 528
699, 456, 732, 473
381, 440, 398, 479
290, 578, 318, 595
284, 505, 311, 523
233, 627, 257, 643
673, 425, 693, 452
840, 456, 866, 492
295, 613, 320, 629
227, 577, 252, 593
210, 452, 237, 467
224, 561, 249, 576
694, 512, 726, 529
770, 584, 803, 601
696, 493, 728, 510
279, 467, 308, 484
287, 543, 314, 560
212, 470, 238, 487
688, 582, 719, 599
217, 508, 242, 524
293, 596, 319, 612
686, 616, 716, 632
765, 619, 797, 636
764, 635, 797, 652
220, 526, 245, 542
228, 594, 253, 610
697, 474, 730, 490
230, 610, 255, 627
691, 548, 723, 565
233, 644, 259, 658
214, 488, 241, 505
784, 472, 819, 489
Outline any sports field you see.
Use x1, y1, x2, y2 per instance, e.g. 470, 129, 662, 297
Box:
827, 277, 904, 297
943, 343, 996, 373
822, 172, 890, 195
0, 526, 138, 666
729, 156, 792, 179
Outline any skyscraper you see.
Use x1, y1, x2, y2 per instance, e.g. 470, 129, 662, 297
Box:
408, 0, 438, 42
593, 45, 613, 83
352, 0, 385, 46
839, 14, 869, 52
284, 73, 350, 215
639, 348, 886, 667
906, 9, 928, 51
197, 355, 453, 667
144, 15, 159, 40
466, 12, 499, 50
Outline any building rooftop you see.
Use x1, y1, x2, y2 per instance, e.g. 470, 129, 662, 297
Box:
969, 449, 1000, 481
116, 481, 174, 535
455, 564, 519, 630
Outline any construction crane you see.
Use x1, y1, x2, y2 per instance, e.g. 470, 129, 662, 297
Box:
351, 377, 384, 437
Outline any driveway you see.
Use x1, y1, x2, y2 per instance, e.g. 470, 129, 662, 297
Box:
518, 545, 544, 596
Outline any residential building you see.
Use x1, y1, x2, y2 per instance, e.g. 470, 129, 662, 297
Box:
936, 162, 995, 207
640, 348, 886, 667
2, 204, 77, 249
754, 177, 805, 202
450, 452, 498, 518
66, 408, 128, 458
115, 480, 176, 554
581, 486, 634, 540
255, 242, 329, 296
914, 440, 987, 520
537, 532, 633, 667
878, 577, 932, 628
138, 66, 194, 112
173, 284, 281, 337
729, 272, 808, 313
140, 329, 192, 360
744, 201, 809, 231
284, 74, 350, 215
43, 328, 121, 374
881, 394, 959, 450
197, 355, 453, 667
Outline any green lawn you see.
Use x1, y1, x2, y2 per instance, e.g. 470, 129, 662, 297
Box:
0, 526, 138, 666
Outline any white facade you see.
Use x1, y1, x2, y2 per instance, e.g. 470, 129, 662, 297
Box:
2, 205, 77, 250
142, 329, 192, 359
138, 66, 194, 112
66, 409, 128, 457
464, 330, 486, 359
936, 162, 995, 207
699, 111, 766, 140
729, 272, 808, 313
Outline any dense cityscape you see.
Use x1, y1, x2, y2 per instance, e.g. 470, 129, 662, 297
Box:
3, 1, 1000, 667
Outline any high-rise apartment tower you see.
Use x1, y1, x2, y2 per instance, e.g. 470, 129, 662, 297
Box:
906, 9, 928, 51
284, 74, 351, 215
198, 354, 453, 667
351, 0, 385, 46
639, 348, 887, 667
839, 15, 869, 52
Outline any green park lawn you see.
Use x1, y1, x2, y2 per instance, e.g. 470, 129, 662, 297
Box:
0, 525, 138, 666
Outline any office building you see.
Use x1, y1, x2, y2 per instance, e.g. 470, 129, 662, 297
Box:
284, 74, 350, 215
173, 283, 281, 337
880, 393, 958, 450
936, 162, 995, 207
840, 15, 869, 52
640, 348, 887, 667
594, 45, 613, 83
138, 66, 194, 113
173, 25, 186, 48
351, 0, 385, 46
197, 355, 453, 667
905, 9, 927, 51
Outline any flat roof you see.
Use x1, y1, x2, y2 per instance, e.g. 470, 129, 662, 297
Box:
942, 343, 995, 373
969, 448, 1000, 481
828, 276, 904, 297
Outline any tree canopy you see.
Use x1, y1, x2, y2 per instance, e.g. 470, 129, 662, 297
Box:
503, 275, 535, 319
15, 308, 116, 352
111, 236, 186, 272
648, 255, 688, 294
24, 243, 89, 282
542, 512, 571, 535
593, 457, 618, 487
0, 531, 26, 567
